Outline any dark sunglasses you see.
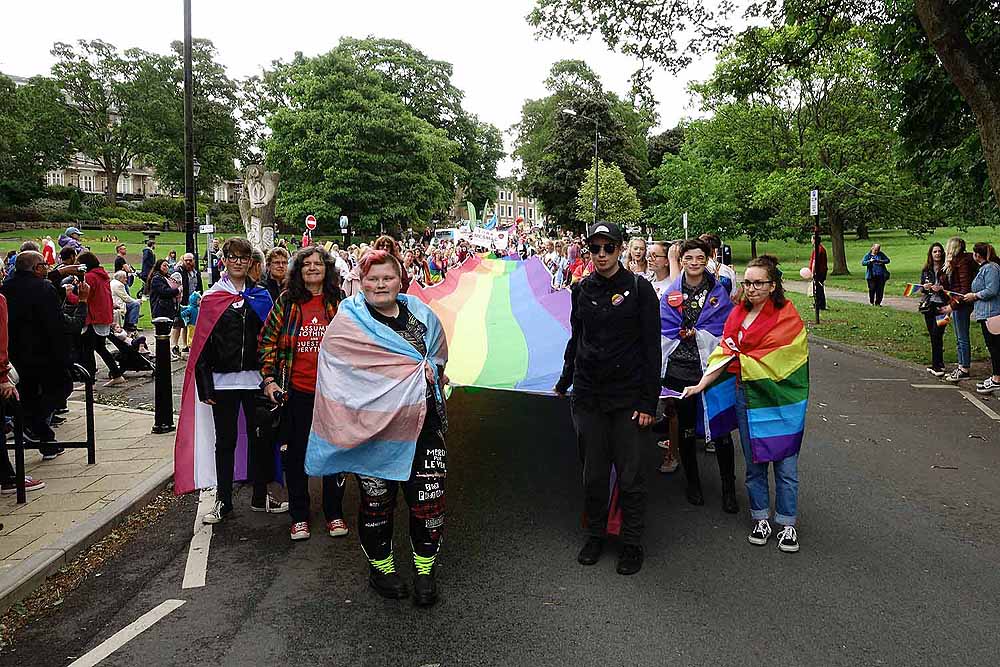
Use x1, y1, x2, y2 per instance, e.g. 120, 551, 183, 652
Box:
588, 242, 618, 255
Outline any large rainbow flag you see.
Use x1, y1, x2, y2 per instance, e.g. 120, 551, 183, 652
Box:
407, 256, 571, 392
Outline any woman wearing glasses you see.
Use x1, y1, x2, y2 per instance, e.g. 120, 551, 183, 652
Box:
659, 239, 738, 512
683, 256, 809, 553
259, 246, 347, 540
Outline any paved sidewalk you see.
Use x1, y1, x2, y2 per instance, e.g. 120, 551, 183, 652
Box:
0, 401, 173, 608
785, 279, 919, 312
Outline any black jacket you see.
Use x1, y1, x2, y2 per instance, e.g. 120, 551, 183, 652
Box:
556, 264, 661, 415
180, 268, 204, 301
148, 273, 179, 320
1, 270, 66, 373
194, 285, 264, 401
262, 275, 282, 303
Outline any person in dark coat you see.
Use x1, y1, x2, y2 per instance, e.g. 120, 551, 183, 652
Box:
146, 258, 180, 321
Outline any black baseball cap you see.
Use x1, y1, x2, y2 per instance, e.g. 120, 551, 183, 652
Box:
585, 221, 623, 244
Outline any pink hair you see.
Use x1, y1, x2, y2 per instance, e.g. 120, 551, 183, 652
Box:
359, 249, 402, 278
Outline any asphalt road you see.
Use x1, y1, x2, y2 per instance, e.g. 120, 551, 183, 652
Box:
8, 341, 1000, 666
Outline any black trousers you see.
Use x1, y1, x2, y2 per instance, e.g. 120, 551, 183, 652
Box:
283, 389, 344, 522
571, 403, 647, 546
17, 367, 61, 447
81, 327, 122, 379
357, 427, 446, 561
982, 321, 1000, 376
665, 377, 735, 494
814, 273, 827, 310
924, 312, 946, 370
867, 276, 887, 305
210, 389, 266, 510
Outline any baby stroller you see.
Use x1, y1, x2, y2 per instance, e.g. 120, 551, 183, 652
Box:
108, 333, 154, 374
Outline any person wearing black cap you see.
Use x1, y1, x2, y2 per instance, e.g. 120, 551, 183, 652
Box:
554, 221, 660, 575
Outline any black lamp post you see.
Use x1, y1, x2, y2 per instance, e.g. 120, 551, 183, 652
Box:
183, 0, 197, 259
562, 108, 600, 228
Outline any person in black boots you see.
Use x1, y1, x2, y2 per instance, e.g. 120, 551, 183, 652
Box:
659, 239, 738, 514
555, 222, 660, 576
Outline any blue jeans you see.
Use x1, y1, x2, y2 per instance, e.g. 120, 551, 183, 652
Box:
736, 385, 799, 526
952, 307, 971, 369
124, 301, 141, 329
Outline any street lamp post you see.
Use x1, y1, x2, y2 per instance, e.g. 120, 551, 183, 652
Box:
562, 108, 600, 227
183, 0, 197, 260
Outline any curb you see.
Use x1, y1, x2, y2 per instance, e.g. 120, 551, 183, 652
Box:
0, 460, 174, 615
808, 334, 929, 374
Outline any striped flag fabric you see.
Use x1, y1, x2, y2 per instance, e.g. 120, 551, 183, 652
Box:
704, 300, 809, 463
902, 283, 924, 297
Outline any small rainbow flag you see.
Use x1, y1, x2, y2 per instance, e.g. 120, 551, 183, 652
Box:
902, 283, 924, 297
407, 256, 571, 392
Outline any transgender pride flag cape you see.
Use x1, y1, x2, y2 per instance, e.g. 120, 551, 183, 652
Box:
705, 299, 810, 463
305, 293, 448, 481
173, 276, 273, 494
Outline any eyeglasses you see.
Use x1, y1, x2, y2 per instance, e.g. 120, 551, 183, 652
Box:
741, 280, 775, 291
225, 255, 250, 263
588, 242, 617, 255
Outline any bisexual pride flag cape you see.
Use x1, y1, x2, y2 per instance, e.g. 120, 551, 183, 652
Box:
174, 276, 273, 494
407, 256, 571, 393
305, 293, 448, 481
660, 275, 736, 439
705, 299, 810, 463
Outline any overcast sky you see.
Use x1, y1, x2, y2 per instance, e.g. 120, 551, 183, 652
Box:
3, 0, 717, 175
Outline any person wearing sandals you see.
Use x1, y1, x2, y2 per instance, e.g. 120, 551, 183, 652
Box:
920, 243, 949, 378
259, 246, 347, 540
960, 243, 1000, 394
683, 256, 809, 553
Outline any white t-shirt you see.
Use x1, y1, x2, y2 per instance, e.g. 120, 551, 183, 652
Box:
708, 258, 739, 300
648, 275, 672, 301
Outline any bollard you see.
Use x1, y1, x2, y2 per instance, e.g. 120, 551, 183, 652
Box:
151, 316, 176, 434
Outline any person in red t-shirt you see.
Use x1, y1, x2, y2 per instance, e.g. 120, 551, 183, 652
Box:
259, 246, 345, 542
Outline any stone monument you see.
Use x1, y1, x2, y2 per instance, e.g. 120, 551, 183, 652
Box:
238, 165, 280, 252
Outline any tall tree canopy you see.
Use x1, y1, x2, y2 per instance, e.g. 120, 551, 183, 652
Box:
575, 158, 643, 228
513, 59, 650, 228
529, 0, 1000, 209
0, 75, 76, 206
50, 39, 175, 205
264, 49, 461, 236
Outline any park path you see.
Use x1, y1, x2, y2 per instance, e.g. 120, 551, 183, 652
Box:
784, 278, 919, 312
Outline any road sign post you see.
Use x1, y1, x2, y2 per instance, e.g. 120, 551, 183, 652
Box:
339, 215, 349, 246
200, 212, 215, 286
811, 189, 820, 325
683, 211, 689, 240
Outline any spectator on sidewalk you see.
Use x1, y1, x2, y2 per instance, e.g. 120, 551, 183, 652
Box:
58, 227, 85, 254
146, 259, 180, 325
0, 292, 47, 494
862, 243, 891, 306
111, 270, 141, 333
810, 234, 828, 311
920, 242, 949, 378
171, 253, 203, 359
1, 251, 67, 458
78, 252, 126, 389
259, 246, 344, 539
113, 243, 136, 293
962, 243, 1000, 394
942, 237, 979, 382
139, 240, 156, 284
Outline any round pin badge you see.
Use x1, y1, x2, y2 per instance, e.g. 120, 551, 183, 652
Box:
667, 291, 683, 308
709, 296, 719, 307
611, 293, 625, 306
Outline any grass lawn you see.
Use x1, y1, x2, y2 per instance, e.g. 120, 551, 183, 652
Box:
730, 225, 999, 295
0, 228, 190, 263
787, 291, 989, 367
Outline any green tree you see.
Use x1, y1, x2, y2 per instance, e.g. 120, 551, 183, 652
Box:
264, 49, 461, 237
0, 74, 76, 205
528, 0, 1000, 208
575, 158, 643, 228
50, 40, 175, 206
513, 60, 650, 228
147, 39, 240, 194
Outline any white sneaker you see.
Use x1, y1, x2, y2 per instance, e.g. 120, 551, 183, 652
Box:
202, 500, 230, 524
250, 495, 289, 513
748, 519, 772, 546
777, 525, 800, 553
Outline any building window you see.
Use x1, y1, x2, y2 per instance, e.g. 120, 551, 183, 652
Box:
80, 173, 95, 192
518, 206, 525, 218
528, 208, 534, 220
507, 205, 512, 217
45, 171, 64, 186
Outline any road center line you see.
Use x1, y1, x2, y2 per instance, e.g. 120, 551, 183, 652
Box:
182, 489, 215, 589
959, 391, 1000, 421
910, 384, 960, 389
68, 599, 186, 667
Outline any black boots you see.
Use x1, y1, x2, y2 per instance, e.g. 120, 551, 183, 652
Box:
617, 544, 644, 575
577, 537, 604, 565
413, 570, 438, 607
369, 567, 409, 600
716, 437, 739, 514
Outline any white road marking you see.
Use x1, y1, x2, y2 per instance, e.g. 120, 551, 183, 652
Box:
910, 384, 960, 389
959, 391, 1000, 421
182, 489, 215, 589
68, 599, 186, 667
860, 378, 909, 381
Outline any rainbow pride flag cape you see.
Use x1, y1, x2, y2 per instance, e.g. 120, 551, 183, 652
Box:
704, 300, 809, 463
407, 256, 571, 393
306, 293, 448, 481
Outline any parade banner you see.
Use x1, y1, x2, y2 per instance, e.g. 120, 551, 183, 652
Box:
408, 256, 571, 392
